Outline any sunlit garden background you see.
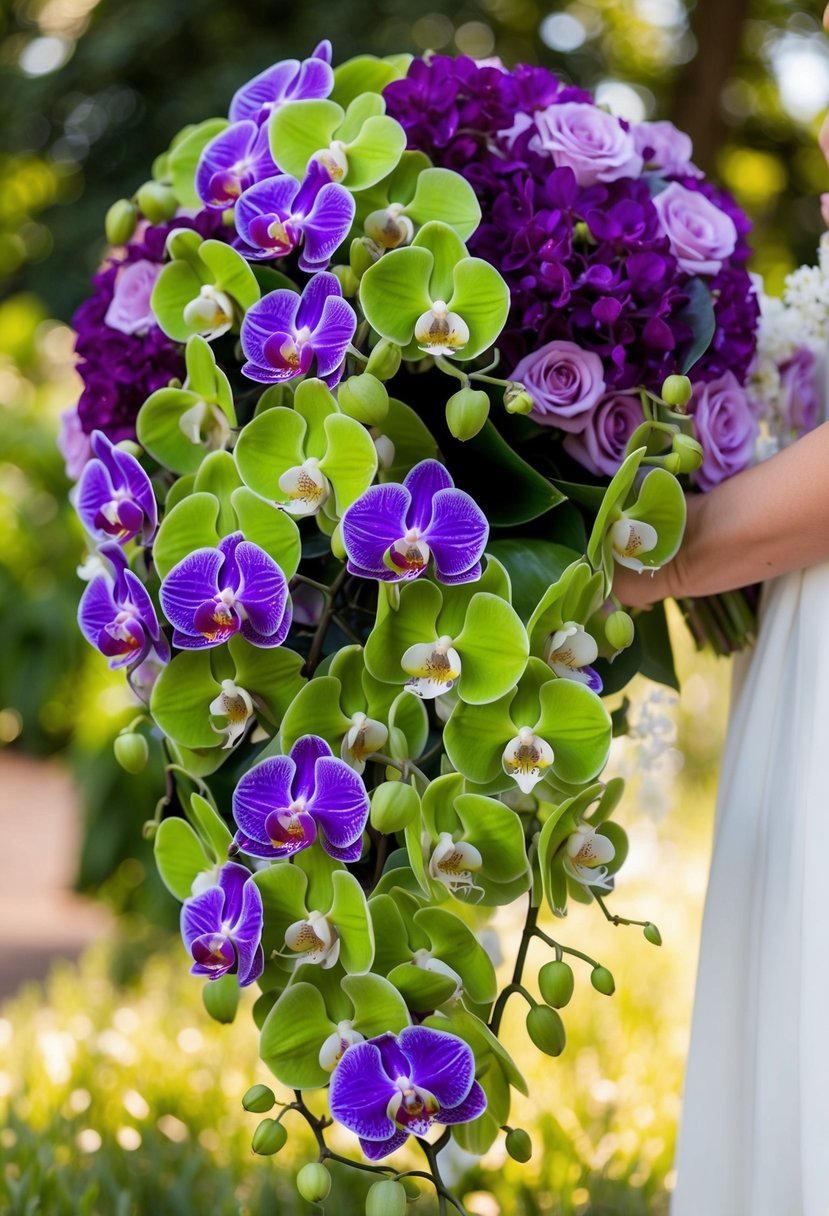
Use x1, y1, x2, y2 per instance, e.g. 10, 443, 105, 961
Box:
1, 0, 827, 1212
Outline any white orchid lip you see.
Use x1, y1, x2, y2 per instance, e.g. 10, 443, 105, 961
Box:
364, 205, 415, 250
428, 832, 484, 899
411, 948, 463, 995
385, 527, 431, 577
318, 1020, 365, 1072
209, 678, 254, 749
284, 911, 340, 969
278, 456, 330, 517
502, 726, 554, 794
182, 284, 234, 338
340, 712, 388, 774
563, 824, 616, 890
315, 140, 349, 181
610, 517, 659, 572
401, 635, 462, 700
178, 399, 232, 451
414, 300, 470, 357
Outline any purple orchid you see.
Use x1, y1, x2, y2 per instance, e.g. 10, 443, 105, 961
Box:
75, 430, 157, 546
78, 543, 170, 671
229, 42, 333, 125
232, 735, 369, 862
329, 1027, 487, 1160
341, 459, 489, 584
159, 532, 291, 650
181, 862, 264, 987
240, 272, 356, 386
196, 121, 279, 209
235, 163, 355, 270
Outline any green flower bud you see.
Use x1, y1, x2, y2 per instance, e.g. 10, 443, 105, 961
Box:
370, 781, 419, 834
330, 523, 347, 563
365, 339, 402, 381
643, 922, 662, 947
331, 265, 360, 298
659, 452, 682, 474
113, 732, 149, 774
251, 1118, 287, 1156
538, 960, 575, 1008
296, 1162, 331, 1204
590, 966, 616, 996
661, 374, 693, 408
604, 610, 635, 654
672, 432, 704, 474
526, 1003, 566, 1056
401, 1179, 421, 1201
135, 180, 178, 224
503, 382, 534, 415
366, 1179, 408, 1216
446, 387, 490, 441
202, 973, 239, 1024
350, 236, 382, 279
338, 373, 389, 426
105, 199, 138, 246
573, 220, 593, 244
242, 1084, 276, 1114
505, 1127, 533, 1163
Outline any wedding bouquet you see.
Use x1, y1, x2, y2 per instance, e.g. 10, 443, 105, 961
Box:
62, 40, 757, 1212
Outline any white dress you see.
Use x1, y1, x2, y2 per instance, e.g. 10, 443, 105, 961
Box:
671, 563, 829, 1215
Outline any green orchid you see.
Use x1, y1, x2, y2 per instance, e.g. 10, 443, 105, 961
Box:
152, 450, 301, 580
354, 152, 482, 248
153, 792, 234, 901
330, 53, 412, 108
234, 378, 377, 525
269, 91, 406, 191
537, 780, 628, 917
137, 336, 236, 475
364, 558, 528, 705
150, 228, 260, 343
359, 221, 510, 361
443, 656, 612, 793
163, 118, 229, 209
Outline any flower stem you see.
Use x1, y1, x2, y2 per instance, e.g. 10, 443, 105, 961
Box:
489, 897, 538, 1036
593, 892, 650, 929
304, 567, 349, 677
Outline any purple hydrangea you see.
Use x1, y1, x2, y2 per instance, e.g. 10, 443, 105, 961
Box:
329, 1026, 487, 1160
181, 861, 264, 987
75, 430, 157, 546
78, 543, 170, 671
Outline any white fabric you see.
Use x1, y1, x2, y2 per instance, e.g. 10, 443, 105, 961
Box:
671, 564, 829, 1215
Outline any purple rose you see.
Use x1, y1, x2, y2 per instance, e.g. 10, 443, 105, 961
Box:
512, 340, 606, 433
103, 260, 161, 335
530, 103, 643, 187
779, 346, 818, 437
689, 371, 757, 491
632, 121, 701, 178
57, 407, 92, 480
653, 182, 737, 276
563, 392, 644, 477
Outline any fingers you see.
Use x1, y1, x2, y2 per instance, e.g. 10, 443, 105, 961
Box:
824, 2, 829, 31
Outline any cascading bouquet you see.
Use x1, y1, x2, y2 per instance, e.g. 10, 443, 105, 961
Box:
62, 40, 757, 1213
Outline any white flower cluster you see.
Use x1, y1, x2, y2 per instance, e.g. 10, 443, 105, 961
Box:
747, 234, 829, 460
607, 686, 682, 819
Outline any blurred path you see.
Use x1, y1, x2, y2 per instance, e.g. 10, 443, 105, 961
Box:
0, 751, 111, 1000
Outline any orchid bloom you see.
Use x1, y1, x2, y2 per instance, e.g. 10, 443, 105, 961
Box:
229, 42, 333, 125
544, 621, 603, 693
502, 727, 555, 793
78, 544, 169, 671
402, 636, 462, 700
75, 431, 157, 546
319, 1021, 365, 1073
209, 679, 255, 749
232, 735, 370, 862
428, 833, 484, 899
180, 861, 264, 987
159, 533, 291, 650
235, 164, 355, 270
563, 823, 616, 890
196, 121, 279, 209
341, 712, 389, 774
284, 910, 340, 969
240, 272, 356, 386
329, 1027, 487, 1160
341, 460, 489, 584
610, 517, 658, 572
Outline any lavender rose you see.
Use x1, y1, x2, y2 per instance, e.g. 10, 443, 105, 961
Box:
779, 346, 818, 437
530, 102, 643, 187
632, 120, 701, 178
512, 340, 606, 433
104, 260, 161, 335
689, 371, 757, 492
653, 182, 738, 276
57, 407, 92, 479
563, 392, 644, 477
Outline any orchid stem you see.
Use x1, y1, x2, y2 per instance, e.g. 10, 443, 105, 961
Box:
593, 892, 649, 929
489, 897, 538, 1036
164, 763, 215, 805
366, 752, 429, 787
304, 567, 349, 677
433, 355, 469, 384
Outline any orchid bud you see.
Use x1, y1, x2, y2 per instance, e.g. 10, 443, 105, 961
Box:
202, 973, 239, 1024
331, 265, 360, 298
643, 922, 663, 946
526, 1004, 566, 1056
105, 199, 138, 246
242, 1084, 276, 1113
350, 236, 382, 279
659, 452, 682, 474
365, 338, 402, 381
136, 180, 177, 224
504, 382, 534, 415
114, 731, 149, 774
590, 965, 616, 996
505, 1127, 533, 1162
297, 1163, 331, 1203
366, 1179, 408, 1216
538, 960, 575, 1008
672, 432, 704, 473
605, 610, 635, 653
401, 1179, 420, 1200
370, 781, 419, 834
330, 522, 347, 562
252, 1118, 288, 1155
446, 387, 490, 441
338, 373, 389, 425
661, 374, 693, 408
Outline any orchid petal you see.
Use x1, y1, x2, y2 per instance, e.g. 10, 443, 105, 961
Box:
310, 293, 357, 377
358, 1130, 410, 1160
422, 487, 489, 580
307, 755, 369, 847
289, 734, 333, 802
295, 270, 342, 332
181, 886, 225, 950
398, 1026, 475, 1109
230, 60, 301, 123
160, 548, 223, 635
298, 183, 356, 271
216, 860, 251, 926
328, 1042, 396, 1141
402, 460, 454, 532
232, 755, 296, 844
436, 1081, 487, 1125
232, 541, 289, 637
240, 290, 301, 368
342, 484, 411, 579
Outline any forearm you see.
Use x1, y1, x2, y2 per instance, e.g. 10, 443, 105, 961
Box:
614, 420, 829, 606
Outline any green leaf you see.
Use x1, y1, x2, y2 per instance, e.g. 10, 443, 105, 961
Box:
259, 982, 333, 1090
359, 246, 433, 346
186, 792, 233, 861
153, 492, 221, 580
678, 277, 717, 374
453, 422, 565, 525
405, 168, 481, 241
488, 540, 581, 623
534, 679, 612, 785
150, 650, 222, 749
454, 593, 529, 705
447, 257, 511, 362
330, 871, 374, 974
268, 98, 344, 179
154, 816, 212, 900
635, 600, 680, 691
168, 119, 228, 208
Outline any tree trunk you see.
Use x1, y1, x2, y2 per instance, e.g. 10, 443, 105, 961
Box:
671, 0, 750, 171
